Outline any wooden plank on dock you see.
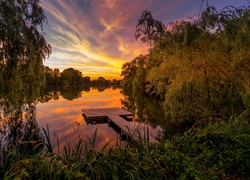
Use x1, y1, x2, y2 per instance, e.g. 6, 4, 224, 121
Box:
82, 108, 158, 143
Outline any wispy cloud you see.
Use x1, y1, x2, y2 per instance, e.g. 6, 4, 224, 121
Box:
40, 0, 247, 79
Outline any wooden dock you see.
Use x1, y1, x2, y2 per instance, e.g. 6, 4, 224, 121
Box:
82, 108, 158, 143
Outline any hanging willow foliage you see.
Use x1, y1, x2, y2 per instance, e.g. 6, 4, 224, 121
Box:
122, 4, 250, 124
0, 0, 52, 111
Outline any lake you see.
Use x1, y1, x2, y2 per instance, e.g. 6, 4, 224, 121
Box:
35, 87, 163, 153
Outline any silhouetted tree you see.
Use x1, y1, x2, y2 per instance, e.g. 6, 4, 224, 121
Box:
60, 68, 83, 87
83, 76, 91, 86
44, 66, 54, 85
135, 10, 165, 46
53, 68, 60, 86
0, 0, 51, 108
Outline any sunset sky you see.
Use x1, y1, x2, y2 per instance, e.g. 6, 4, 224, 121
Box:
41, 0, 248, 80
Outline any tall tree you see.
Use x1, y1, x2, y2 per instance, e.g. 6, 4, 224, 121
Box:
53, 68, 60, 86
44, 66, 54, 85
135, 10, 165, 46
0, 0, 51, 111
123, 5, 250, 124
83, 76, 91, 86
0, 2, 49, 173
0, 0, 52, 105
0, 0, 51, 68
60, 68, 83, 87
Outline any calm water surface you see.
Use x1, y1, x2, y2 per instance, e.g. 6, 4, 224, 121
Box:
36, 87, 162, 152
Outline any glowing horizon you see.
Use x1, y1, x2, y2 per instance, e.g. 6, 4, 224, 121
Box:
41, 0, 248, 80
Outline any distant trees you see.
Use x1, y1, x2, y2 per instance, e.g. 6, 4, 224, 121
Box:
97, 77, 107, 86
60, 68, 83, 87
121, 55, 147, 93
122, 5, 250, 123
121, 57, 138, 92
44, 67, 60, 86
112, 79, 121, 86
44, 66, 121, 88
91, 77, 112, 87
44, 66, 54, 85
53, 68, 60, 86
83, 76, 91, 86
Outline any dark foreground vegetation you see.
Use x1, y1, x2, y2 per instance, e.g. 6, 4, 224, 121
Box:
0, 0, 250, 179
1, 120, 250, 179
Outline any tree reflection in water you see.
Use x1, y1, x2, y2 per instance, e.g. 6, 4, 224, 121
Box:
0, 81, 45, 167
0, 84, 114, 162
0, 104, 43, 153
0, 85, 175, 162
121, 89, 186, 139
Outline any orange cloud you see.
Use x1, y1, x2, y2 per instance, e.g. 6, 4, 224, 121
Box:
41, 0, 151, 79
41, 0, 246, 79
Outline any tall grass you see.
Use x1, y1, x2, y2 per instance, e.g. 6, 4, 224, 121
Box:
2, 119, 250, 179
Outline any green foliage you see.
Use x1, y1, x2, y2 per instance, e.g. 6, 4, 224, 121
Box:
0, 0, 51, 113
0, 0, 51, 68
44, 66, 118, 88
44, 66, 60, 86
1, 120, 44, 180
60, 68, 84, 87
122, 4, 250, 124
83, 76, 91, 86
121, 55, 148, 95
91, 76, 112, 87
135, 10, 165, 46
172, 120, 250, 179
4, 120, 250, 179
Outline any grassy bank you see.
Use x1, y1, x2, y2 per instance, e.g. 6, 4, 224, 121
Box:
2, 119, 250, 179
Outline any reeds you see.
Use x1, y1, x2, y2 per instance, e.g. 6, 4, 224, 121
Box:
2, 120, 250, 179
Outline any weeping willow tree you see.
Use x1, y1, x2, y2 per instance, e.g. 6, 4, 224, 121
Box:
122, 5, 250, 124
0, 0, 51, 167
0, 0, 51, 111
134, 10, 165, 46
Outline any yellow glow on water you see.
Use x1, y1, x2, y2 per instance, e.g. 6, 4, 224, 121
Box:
36, 87, 125, 153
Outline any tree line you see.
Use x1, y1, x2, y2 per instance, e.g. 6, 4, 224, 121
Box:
44, 66, 121, 87
1, 1, 250, 179
121, 5, 250, 125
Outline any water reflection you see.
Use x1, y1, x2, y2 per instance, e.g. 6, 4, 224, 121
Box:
121, 89, 181, 138
0, 106, 43, 153
0, 81, 44, 166
1, 85, 167, 157
36, 87, 126, 153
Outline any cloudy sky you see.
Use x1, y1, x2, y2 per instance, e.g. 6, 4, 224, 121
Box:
41, 0, 248, 80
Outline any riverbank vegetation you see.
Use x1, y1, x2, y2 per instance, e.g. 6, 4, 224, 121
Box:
1, 0, 250, 179
122, 5, 250, 127
2, 120, 250, 179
